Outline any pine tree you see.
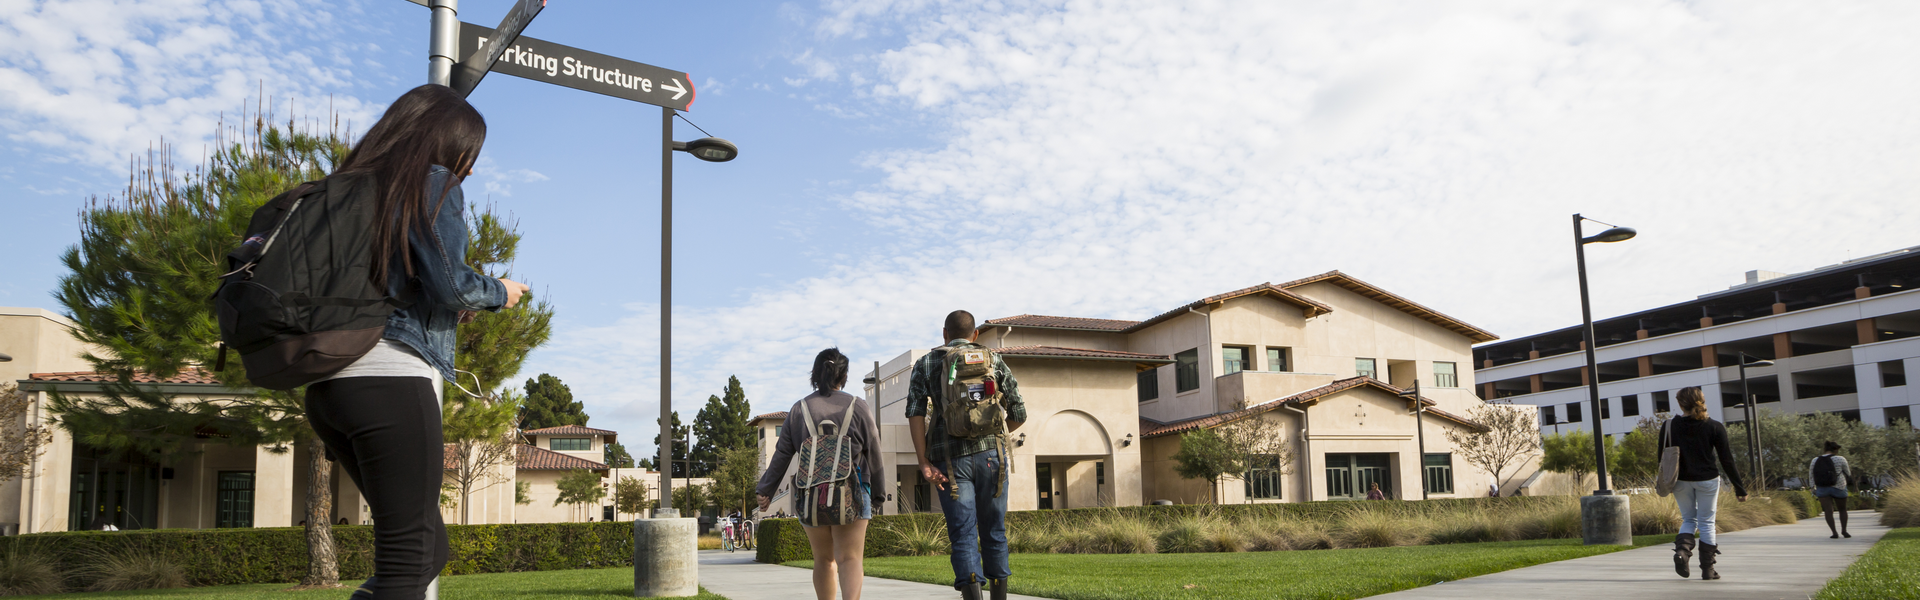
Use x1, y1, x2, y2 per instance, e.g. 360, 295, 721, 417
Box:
653, 411, 690, 477
604, 441, 634, 468
689, 376, 754, 477
49, 113, 351, 586
522, 373, 587, 431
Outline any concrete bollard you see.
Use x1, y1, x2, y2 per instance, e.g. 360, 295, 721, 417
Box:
1580, 494, 1633, 545
634, 517, 698, 598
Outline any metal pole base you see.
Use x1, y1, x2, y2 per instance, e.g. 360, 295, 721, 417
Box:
1580, 494, 1633, 545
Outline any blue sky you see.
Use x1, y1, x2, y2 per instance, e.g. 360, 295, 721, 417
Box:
4, 0, 1919, 453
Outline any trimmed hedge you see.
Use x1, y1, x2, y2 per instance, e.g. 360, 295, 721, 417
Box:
756, 496, 1567, 563
10, 521, 632, 588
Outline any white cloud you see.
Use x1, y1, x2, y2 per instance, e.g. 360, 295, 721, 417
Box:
0, 0, 386, 170
539, 0, 1920, 449
474, 156, 549, 198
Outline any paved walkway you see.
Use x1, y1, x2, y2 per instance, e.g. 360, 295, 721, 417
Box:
697, 549, 1050, 600
1370, 515, 1890, 599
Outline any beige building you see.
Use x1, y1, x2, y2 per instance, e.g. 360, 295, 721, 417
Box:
1, 306, 629, 532
762, 272, 1543, 512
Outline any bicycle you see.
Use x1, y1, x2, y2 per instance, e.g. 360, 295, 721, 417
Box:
719, 519, 737, 552
736, 518, 755, 550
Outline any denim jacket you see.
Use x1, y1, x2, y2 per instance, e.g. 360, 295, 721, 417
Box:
381, 165, 508, 381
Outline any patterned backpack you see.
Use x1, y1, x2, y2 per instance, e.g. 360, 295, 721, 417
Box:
790, 396, 863, 527
938, 341, 1007, 439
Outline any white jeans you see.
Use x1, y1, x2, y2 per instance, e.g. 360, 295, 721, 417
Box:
1674, 479, 1721, 545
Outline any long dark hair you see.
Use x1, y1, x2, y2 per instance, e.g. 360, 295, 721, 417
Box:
810, 348, 849, 395
334, 84, 488, 285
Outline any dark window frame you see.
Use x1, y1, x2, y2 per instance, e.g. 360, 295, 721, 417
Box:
551, 437, 591, 451
1176, 349, 1201, 393
1565, 402, 1583, 423
1222, 346, 1253, 376
1356, 358, 1378, 380
1621, 394, 1640, 417
1138, 368, 1161, 402
1245, 454, 1284, 500
1266, 347, 1291, 372
1434, 362, 1458, 388
1423, 453, 1454, 494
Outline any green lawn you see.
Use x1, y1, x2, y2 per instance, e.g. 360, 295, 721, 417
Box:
789, 535, 1666, 600
15, 569, 725, 599
1815, 528, 1920, 600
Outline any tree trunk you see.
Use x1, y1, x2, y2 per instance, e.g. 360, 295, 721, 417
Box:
302, 435, 339, 587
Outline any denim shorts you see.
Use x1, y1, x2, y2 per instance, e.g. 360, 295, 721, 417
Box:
1814, 485, 1849, 499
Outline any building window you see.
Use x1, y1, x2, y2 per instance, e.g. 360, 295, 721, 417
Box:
1223, 346, 1252, 375
1434, 362, 1458, 388
1423, 453, 1454, 494
1540, 404, 1557, 427
1245, 455, 1284, 500
1883, 361, 1908, 388
1356, 358, 1378, 380
1267, 347, 1291, 372
215, 471, 255, 529
551, 438, 591, 451
1599, 398, 1611, 420
1565, 402, 1583, 423
1138, 368, 1160, 402
1176, 349, 1200, 393
1097, 462, 1106, 486
1621, 394, 1640, 417
1325, 453, 1391, 500
1653, 390, 1671, 414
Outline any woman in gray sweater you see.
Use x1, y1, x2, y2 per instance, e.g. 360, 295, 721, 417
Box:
756, 348, 885, 600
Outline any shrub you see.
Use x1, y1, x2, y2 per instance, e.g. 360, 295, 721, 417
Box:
74, 547, 186, 592
1058, 517, 1156, 555
1880, 473, 1920, 528
1154, 514, 1218, 553
875, 517, 950, 557
1772, 489, 1820, 519
1007, 521, 1058, 554
697, 535, 723, 551
1629, 498, 1681, 535
12, 521, 632, 588
0, 545, 64, 596
1335, 507, 1420, 549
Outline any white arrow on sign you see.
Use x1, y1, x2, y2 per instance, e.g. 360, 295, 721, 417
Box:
661, 79, 687, 101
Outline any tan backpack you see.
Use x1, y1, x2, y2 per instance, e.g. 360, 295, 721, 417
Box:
937, 342, 1007, 439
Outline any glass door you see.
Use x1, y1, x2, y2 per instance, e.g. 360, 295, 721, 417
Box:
216, 472, 256, 528
1036, 464, 1053, 510
1325, 453, 1393, 500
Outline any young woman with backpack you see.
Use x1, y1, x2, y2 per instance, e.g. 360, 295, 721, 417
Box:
1660, 386, 1748, 581
1810, 441, 1851, 538
301, 84, 528, 599
756, 348, 885, 600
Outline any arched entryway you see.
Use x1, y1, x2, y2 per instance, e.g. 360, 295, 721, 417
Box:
1032, 410, 1113, 509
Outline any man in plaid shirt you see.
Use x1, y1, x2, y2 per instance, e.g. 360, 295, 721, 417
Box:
907, 310, 1026, 600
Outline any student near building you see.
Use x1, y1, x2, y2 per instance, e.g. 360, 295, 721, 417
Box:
1661, 387, 1748, 581
1810, 441, 1852, 539
757, 348, 885, 600
907, 310, 1026, 600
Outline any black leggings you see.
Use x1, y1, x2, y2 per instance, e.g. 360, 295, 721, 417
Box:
307, 377, 449, 599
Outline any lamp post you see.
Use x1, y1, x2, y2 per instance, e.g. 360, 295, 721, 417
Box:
1736, 352, 1775, 487
1572, 213, 1636, 545
656, 107, 738, 517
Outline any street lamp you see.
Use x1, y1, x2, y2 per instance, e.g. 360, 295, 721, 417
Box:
1733, 352, 1775, 488
657, 108, 739, 518
1572, 213, 1636, 545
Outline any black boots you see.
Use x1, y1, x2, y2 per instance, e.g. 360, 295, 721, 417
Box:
959, 581, 982, 600
1699, 542, 1721, 580
991, 578, 1009, 600
1672, 533, 1695, 578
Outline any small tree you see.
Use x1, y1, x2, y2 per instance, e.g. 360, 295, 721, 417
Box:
1610, 416, 1668, 489
515, 480, 533, 506
614, 476, 650, 519
1445, 403, 1542, 492
1215, 408, 1294, 503
1171, 428, 1242, 504
708, 446, 760, 515
442, 390, 522, 525
0, 385, 53, 485
1541, 429, 1622, 488
672, 482, 712, 515
554, 469, 607, 521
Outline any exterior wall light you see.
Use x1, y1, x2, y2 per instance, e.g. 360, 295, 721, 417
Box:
1016, 432, 1026, 447
1120, 433, 1133, 447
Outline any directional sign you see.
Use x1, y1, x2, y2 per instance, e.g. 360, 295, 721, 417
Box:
449, 0, 546, 97
459, 22, 696, 111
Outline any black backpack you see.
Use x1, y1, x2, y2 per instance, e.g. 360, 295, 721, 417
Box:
1813, 455, 1839, 487
212, 175, 411, 390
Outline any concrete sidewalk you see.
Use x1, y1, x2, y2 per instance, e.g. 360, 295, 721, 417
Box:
697, 549, 1050, 600
1370, 514, 1890, 599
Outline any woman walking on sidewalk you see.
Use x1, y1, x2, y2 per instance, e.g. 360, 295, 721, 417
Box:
1810, 441, 1852, 538
1661, 386, 1748, 581
756, 348, 885, 600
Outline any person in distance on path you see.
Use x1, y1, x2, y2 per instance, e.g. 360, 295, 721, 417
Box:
1660, 387, 1747, 581
306, 84, 530, 600
1810, 441, 1852, 539
908, 310, 1026, 600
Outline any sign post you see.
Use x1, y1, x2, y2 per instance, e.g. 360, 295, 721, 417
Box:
449, 0, 546, 97
457, 23, 695, 110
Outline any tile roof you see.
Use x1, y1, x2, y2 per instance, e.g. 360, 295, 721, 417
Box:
515, 445, 609, 471
522, 425, 618, 436
25, 369, 222, 385
982, 315, 1140, 332
994, 345, 1174, 363
1275, 270, 1498, 343
749, 411, 789, 425
1139, 376, 1486, 438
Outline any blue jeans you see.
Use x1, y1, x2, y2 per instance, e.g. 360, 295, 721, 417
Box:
936, 449, 1009, 589
1674, 479, 1721, 545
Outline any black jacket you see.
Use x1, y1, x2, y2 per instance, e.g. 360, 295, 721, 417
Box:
1659, 417, 1748, 496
